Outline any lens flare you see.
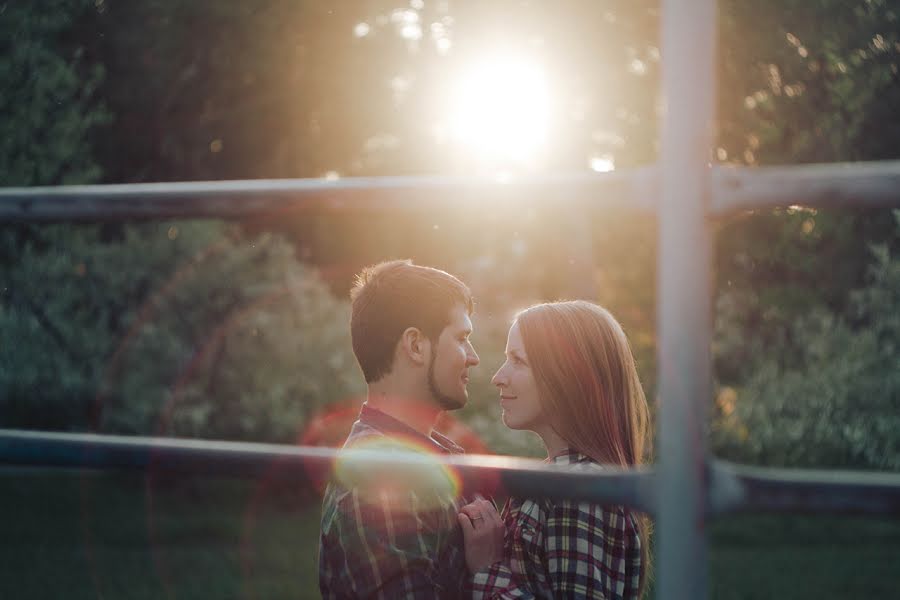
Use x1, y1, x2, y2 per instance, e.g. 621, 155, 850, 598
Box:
333, 434, 463, 512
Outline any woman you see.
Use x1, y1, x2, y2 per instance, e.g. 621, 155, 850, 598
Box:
458, 301, 651, 599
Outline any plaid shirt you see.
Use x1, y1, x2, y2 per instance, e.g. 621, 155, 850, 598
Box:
470, 450, 643, 600
318, 404, 468, 599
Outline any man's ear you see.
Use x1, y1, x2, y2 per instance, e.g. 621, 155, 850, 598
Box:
400, 327, 431, 366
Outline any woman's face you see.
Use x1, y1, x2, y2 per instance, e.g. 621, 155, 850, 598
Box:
491, 321, 546, 433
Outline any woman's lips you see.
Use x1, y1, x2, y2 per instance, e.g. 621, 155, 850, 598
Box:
499, 396, 517, 408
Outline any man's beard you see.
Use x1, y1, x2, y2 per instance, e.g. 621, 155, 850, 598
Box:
427, 346, 465, 411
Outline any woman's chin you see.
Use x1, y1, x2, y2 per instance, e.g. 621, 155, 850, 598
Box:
501, 410, 525, 431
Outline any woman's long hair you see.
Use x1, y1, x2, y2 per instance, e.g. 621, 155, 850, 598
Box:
516, 300, 652, 596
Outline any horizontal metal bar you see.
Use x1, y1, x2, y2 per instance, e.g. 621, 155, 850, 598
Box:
709, 459, 900, 516
712, 160, 900, 214
6, 430, 900, 517
2, 161, 899, 223
0, 170, 657, 223
0, 429, 657, 514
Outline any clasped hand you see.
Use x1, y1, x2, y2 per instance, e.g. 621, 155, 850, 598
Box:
457, 496, 505, 572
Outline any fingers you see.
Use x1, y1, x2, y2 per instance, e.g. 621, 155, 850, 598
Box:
461, 496, 502, 535
487, 508, 502, 531
470, 495, 497, 516
477, 498, 500, 526
469, 498, 504, 548
457, 512, 475, 538
459, 503, 482, 519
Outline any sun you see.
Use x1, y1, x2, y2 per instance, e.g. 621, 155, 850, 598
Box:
445, 54, 552, 164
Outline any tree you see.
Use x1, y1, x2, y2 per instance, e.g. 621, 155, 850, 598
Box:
0, 0, 107, 187
0, 2, 362, 442
710, 1, 900, 470
713, 212, 900, 470
1, 220, 363, 442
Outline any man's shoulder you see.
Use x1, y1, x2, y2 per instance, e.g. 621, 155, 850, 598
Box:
329, 426, 459, 505
341, 419, 384, 448
342, 419, 456, 456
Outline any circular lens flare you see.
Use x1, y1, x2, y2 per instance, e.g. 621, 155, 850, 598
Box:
333, 435, 463, 518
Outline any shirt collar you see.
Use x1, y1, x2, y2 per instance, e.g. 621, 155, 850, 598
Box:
547, 447, 593, 465
358, 403, 463, 455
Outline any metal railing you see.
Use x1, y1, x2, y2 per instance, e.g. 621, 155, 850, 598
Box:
2, 0, 900, 598
4, 161, 899, 222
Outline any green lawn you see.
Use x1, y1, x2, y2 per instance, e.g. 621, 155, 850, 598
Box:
0, 469, 322, 600
705, 514, 900, 599
2, 470, 899, 599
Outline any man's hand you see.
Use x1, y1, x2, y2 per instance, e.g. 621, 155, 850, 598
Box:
458, 496, 505, 572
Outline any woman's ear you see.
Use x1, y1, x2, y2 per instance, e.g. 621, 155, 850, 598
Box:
400, 327, 430, 366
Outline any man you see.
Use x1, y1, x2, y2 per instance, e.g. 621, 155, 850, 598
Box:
318, 259, 480, 599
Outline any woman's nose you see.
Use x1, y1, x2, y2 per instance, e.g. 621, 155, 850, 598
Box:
491, 366, 506, 388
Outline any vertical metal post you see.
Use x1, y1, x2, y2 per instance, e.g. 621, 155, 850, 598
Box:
657, 1, 717, 599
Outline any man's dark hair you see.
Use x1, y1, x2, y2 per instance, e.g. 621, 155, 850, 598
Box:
350, 259, 473, 383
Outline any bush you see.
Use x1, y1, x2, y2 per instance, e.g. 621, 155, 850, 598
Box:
0, 221, 364, 442
712, 212, 900, 470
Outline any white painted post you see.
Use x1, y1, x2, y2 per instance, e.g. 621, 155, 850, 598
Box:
657, 0, 717, 598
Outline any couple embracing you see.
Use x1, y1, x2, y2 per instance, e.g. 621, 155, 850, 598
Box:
318, 260, 650, 599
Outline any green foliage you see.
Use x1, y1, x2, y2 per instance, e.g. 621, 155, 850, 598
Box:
710, 0, 900, 469
0, 0, 108, 186
719, 0, 900, 165
0, 221, 363, 441
78, 0, 661, 181
713, 212, 900, 470
0, 2, 363, 442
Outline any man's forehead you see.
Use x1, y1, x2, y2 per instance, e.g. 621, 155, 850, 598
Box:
447, 304, 473, 331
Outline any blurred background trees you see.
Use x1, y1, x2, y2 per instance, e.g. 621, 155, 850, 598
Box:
1, 0, 897, 469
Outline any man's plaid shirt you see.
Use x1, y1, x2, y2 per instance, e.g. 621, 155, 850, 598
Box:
470, 450, 643, 600
318, 404, 468, 599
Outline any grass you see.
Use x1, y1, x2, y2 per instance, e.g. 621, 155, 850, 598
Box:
706, 514, 900, 599
2, 469, 899, 599
0, 469, 322, 600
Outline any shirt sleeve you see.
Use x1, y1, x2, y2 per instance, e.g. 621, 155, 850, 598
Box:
327, 485, 463, 599
470, 560, 536, 600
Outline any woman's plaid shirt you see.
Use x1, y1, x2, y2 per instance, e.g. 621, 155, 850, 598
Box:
318, 405, 468, 599
470, 450, 643, 600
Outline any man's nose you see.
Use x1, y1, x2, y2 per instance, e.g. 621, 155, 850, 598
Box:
467, 346, 480, 366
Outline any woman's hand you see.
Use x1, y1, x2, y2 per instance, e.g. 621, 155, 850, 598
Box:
458, 496, 505, 572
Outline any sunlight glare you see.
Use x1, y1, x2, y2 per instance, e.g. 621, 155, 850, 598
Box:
354, 22, 370, 38
589, 155, 615, 172
447, 55, 551, 163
